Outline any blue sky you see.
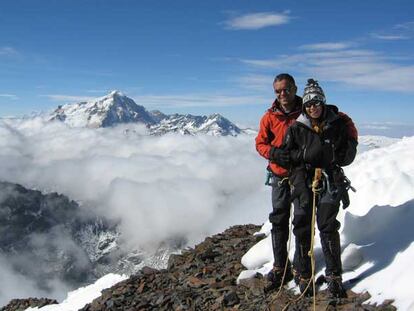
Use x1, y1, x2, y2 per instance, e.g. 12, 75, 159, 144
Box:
1, 0, 413, 135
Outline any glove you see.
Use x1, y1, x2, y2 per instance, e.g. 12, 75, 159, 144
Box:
269, 147, 290, 168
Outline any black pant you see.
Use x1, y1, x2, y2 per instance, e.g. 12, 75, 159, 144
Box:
292, 185, 342, 278
269, 175, 292, 268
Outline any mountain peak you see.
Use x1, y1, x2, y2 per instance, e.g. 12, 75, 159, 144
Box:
108, 90, 124, 97
49, 91, 155, 128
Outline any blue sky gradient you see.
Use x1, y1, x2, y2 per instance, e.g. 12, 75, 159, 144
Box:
1, 0, 413, 135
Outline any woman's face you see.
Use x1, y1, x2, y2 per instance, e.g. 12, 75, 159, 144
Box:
305, 102, 323, 119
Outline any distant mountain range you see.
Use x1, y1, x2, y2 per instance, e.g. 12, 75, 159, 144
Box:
49, 91, 243, 136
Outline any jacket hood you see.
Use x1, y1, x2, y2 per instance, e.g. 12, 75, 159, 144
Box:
269, 95, 303, 116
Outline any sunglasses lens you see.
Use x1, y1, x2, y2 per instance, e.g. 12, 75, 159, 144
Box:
275, 88, 290, 95
305, 101, 322, 108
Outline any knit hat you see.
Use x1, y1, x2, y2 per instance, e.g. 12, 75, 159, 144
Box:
302, 79, 326, 106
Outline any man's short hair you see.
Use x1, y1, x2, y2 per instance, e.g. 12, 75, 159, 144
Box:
273, 73, 296, 86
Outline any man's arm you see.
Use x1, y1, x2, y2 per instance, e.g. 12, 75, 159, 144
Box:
255, 114, 273, 159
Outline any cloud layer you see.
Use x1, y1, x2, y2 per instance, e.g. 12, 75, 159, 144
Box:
0, 118, 269, 247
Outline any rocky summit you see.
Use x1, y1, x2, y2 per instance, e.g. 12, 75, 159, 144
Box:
1, 224, 397, 310
66, 225, 396, 310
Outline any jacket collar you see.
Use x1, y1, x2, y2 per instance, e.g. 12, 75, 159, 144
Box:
269, 95, 302, 116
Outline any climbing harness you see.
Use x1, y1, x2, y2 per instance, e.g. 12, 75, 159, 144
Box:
265, 170, 289, 187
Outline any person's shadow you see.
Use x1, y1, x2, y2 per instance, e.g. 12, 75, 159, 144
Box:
339, 199, 414, 287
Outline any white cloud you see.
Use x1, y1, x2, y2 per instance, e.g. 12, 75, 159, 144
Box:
299, 42, 353, 51
0, 46, 19, 57
370, 33, 409, 40
240, 49, 414, 92
0, 254, 70, 306
371, 21, 414, 40
0, 117, 269, 248
0, 94, 19, 100
224, 12, 290, 30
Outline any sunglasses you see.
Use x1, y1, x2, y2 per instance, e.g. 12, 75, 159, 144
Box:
304, 101, 323, 108
274, 88, 291, 96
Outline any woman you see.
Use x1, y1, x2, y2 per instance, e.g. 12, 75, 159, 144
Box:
280, 79, 358, 298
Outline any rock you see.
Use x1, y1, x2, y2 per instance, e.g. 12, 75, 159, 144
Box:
0, 298, 58, 311
4, 224, 398, 311
223, 291, 239, 307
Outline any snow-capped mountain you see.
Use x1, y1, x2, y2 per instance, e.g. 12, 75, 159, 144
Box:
49, 91, 242, 136
49, 91, 155, 128
148, 112, 241, 136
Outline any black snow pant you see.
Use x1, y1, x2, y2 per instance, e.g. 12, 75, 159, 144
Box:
268, 174, 292, 269
292, 182, 343, 279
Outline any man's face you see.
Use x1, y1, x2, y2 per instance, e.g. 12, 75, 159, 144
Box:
273, 79, 297, 109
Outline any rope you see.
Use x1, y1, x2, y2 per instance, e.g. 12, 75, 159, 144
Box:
309, 168, 322, 311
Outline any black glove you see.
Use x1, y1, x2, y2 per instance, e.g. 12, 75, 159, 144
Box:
269, 147, 290, 168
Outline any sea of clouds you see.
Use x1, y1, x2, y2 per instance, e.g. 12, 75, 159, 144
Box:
0, 117, 271, 304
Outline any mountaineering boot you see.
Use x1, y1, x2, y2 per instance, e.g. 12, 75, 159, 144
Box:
326, 275, 347, 298
265, 265, 293, 292
268, 265, 294, 285
299, 277, 314, 297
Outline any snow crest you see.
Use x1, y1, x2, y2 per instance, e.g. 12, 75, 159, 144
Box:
240, 136, 414, 310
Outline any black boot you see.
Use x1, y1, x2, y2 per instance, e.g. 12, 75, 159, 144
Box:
299, 277, 314, 297
326, 275, 347, 298
265, 264, 293, 292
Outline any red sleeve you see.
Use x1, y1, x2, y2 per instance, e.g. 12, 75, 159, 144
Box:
339, 112, 358, 141
255, 113, 272, 159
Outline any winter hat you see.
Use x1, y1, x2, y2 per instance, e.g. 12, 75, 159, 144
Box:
302, 78, 326, 107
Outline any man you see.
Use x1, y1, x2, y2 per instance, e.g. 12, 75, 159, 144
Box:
255, 73, 302, 289
279, 79, 358, 297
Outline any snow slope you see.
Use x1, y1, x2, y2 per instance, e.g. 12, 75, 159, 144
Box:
239, 136, 414, 310
25, 274, 127, 311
